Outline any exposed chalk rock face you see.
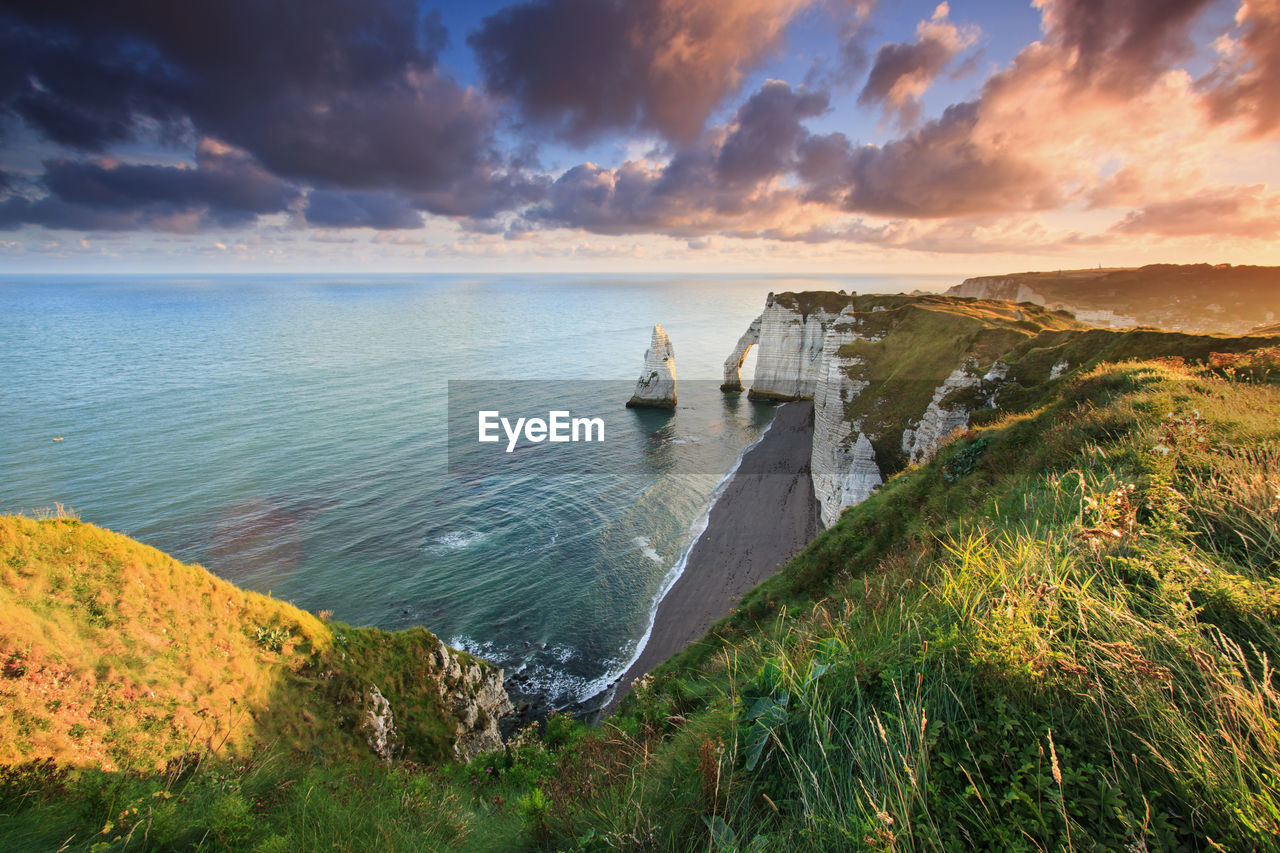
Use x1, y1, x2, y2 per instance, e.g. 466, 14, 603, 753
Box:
982, 362, 1009, 407
948, 277, 1045, 304
949, 276, 1139, 329
722, 314, 762, 391
359, 685, 401, 762
1050, 359, 1071, 379
810, 318, 882, 527
901, 364, 982, 465
431, 638, 514, 760
1072, 308, 1139, 329
749, 297, 842, 401
722, 290, 1052, 526
627, 323, 677, 408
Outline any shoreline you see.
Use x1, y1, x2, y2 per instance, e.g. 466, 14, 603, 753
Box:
588, 401, 819, 717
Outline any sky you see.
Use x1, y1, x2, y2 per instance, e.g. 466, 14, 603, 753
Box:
1, 0, 1278, 275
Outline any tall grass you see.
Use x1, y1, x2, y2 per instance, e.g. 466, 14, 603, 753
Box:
538, 361, 1280, 851
6, 357, 1280, 851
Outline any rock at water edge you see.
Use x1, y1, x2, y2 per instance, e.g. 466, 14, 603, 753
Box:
627, 323, 677, 408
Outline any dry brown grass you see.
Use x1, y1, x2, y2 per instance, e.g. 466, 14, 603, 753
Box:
0, 515, 330, 770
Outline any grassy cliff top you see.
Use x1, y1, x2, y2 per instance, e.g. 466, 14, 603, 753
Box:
828, 295, 1277, 472
950, 263, 1280, 334
587, 352, 1280, 850
0, 514, 484, 772
767, 291, 1082, 325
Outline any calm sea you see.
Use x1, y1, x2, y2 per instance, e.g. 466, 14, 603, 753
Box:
0, 273, 954, 709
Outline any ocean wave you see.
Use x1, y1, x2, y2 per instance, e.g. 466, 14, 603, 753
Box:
449, 634, 625, 709
632, 535, 663, 564
424, 530, 487, 551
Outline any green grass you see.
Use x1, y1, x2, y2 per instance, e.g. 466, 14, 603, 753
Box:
535, 358, 1280, 851
0, 513, 524, 849
0, 515, 497, 771
5, 330, 1280, 851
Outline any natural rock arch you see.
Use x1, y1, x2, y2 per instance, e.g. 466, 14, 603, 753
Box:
720, 314, 761, 391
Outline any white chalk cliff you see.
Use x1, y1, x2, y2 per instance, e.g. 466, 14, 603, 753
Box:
900, 364, 982, 466
721, 293, 1048, 528
720, 294, 887, 526
627, 323, 677, 408
949, 276, 1138, 329
748, 295, 844, 401
722, 314, 762, 391
810, 317, 881, 527
947, 277, 1046, 304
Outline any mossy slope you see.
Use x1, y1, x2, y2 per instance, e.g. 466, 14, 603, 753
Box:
545, 349, 1280, 851
0, 516, 489, 771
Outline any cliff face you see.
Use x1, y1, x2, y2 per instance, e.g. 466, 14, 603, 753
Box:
726, 289, 1280, 529
431, 636, 514, 760
627, 323, 677, 408
722, 314, 762, 391
809, 314, 879, 527
747, 295, 843, 401
948, 264, 1280, 334
724, 293, 1084, 526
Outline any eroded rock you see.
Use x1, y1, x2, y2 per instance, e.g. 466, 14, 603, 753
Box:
627, 324, 677, 409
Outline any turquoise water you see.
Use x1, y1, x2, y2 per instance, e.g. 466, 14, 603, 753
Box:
0, 273, 952, 708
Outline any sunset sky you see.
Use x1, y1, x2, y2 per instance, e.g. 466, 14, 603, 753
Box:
2, 0, 1278, 274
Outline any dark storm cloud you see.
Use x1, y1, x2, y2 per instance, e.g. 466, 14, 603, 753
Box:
855, 4, 977, 127
859, 38, 955, 102
469, 0, 811, 143
0, 0, 445, 150
857, 38, 957, 123
716, 83, 827, 186
0, 0, 534, 220
530, 81, 823, 235
0, 196, 147, 231
802, 102, 1061, 218
0, 141, 299, 231
1201, 0, 1280, 136
304, 191, 424, 230
1035, 0, 1216, 90
837, 1, 881, 78
412, 168, 550, 220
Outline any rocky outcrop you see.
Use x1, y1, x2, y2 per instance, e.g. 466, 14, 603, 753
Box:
901, 364, 982, 465
359, 685, 401, 762
430, 638, 514, 760
722, 314, 762, 391
749, 294, 849, 401
627, 324, 677, 409
722, 292, 1056, 527
948, 277, 1046, 304
810, 317, 881, 527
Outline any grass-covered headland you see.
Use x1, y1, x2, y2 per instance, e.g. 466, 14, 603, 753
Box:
4, 341, 1280, 850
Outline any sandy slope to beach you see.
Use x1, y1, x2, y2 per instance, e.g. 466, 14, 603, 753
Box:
599, 401, 819, 714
